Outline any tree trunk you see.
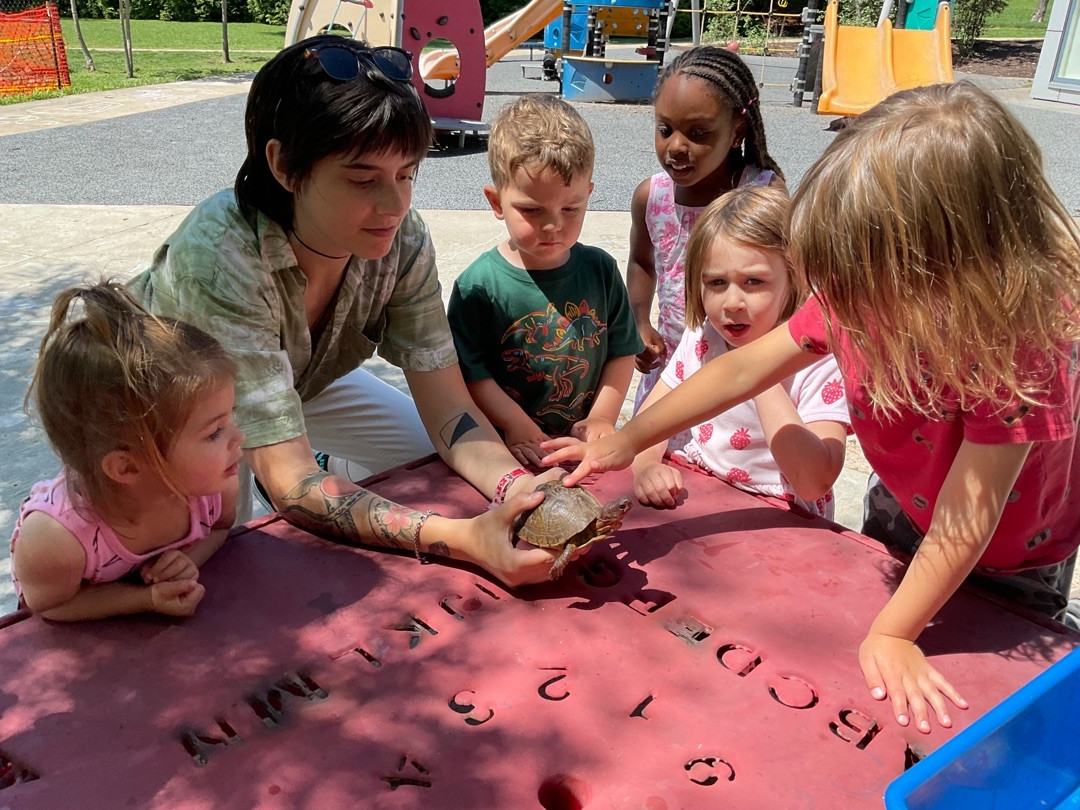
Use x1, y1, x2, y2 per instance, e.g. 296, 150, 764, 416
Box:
1031, 0, 1049, 22
119, 0, 134, 78
221, 0, 231, 63
69, 0, 95, 71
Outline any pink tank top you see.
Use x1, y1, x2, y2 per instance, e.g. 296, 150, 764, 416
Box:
9, 474, 222, 597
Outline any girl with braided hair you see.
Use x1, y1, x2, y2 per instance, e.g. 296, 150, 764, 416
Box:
628, 45, 785, 424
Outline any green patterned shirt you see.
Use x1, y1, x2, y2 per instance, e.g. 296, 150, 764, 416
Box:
129, 190, 457, 448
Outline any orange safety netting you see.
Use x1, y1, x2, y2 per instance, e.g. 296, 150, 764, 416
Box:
0, 4, 70, 96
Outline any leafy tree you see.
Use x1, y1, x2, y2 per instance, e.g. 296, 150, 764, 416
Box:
952, 0, 1008, 57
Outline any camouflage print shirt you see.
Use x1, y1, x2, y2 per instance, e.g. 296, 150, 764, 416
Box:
129, 190, 457, 449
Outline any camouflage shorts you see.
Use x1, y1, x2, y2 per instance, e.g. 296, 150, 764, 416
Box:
861, 474, 1075, 621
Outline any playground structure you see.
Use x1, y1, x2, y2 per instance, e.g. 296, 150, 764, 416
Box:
281, 0, 953, 126
808, 0, 953, 115
546, 0, 671, 102
285, 0, 495, 141
285, 0, 675, 121
0, 1, 69, 97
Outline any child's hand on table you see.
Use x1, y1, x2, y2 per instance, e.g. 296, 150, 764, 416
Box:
149, 578, 206, 617
859, 630, 968, 734
631, 459, 683, 507
140, 549, 198, 585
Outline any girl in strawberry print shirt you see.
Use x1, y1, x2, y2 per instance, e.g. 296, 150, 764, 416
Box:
627, 46, 784, 422
630, 187, 849, 518
546, 82, 1080, 737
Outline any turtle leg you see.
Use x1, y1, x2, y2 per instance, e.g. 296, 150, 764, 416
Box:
549, 544, 577, 580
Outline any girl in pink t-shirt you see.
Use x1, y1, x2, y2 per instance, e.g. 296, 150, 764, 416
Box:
546, 82, 1080, 736
11, 282, 243, 621
626, 46, 784, 416
631, 186, 849, 518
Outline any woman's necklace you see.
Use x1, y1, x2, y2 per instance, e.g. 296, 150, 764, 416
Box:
290, 230, 349, 261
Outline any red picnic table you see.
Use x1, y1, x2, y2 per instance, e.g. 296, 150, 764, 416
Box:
0, 456, 1075, 808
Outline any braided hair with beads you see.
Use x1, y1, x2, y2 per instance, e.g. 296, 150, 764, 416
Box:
656, 46, 783, 181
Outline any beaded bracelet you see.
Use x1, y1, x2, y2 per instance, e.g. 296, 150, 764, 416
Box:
491, 467, 529, 507
412, 509, 438, 562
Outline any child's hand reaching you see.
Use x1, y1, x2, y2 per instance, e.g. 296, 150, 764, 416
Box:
570, 416, 616, 443
149, 578, 206, 617
542, 433, 638, 487
631, 459, 683, 507
504, 420, 552, 467
859, 631, 968, 734
141, 549, 199, 585
635, 325, 666, 373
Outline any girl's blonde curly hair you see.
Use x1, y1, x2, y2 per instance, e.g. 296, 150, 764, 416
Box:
789, 81, 1080, 417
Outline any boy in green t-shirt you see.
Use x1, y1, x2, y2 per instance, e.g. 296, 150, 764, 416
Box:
447, 94, 644, 467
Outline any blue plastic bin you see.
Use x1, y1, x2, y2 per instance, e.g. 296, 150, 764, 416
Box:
885, 647, 1080, 809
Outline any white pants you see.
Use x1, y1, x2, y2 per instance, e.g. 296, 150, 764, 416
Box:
236, 367, 435, 523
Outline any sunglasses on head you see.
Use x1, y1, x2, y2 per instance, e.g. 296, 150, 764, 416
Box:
305, 43, 414, 84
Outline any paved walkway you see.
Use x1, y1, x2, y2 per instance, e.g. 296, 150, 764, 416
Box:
0, 60, 1075, 615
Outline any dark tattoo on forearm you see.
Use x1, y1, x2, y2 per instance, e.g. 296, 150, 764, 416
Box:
439, 412, 479, 449
279, 471, 432, 553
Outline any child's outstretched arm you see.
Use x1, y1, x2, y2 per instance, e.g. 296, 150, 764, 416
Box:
13, 513, 205, 621
860, 439, 1031, 734
626, 179, 665, 374
546, 324, 815, 485
754, 385, 847, 500
572, 355, 637, 442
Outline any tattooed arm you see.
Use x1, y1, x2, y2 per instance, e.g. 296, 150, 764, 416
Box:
405, 365, 561, 500
247, 433, 562, 587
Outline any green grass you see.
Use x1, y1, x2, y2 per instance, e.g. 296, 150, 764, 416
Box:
58, 18, 285, 51
1, 20, 283, 105
983, 0, 1052, 38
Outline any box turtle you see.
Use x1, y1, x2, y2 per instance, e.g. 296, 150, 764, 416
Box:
516, 481, 633, 580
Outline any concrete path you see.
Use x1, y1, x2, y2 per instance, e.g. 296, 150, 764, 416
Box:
0, 50, 1075, 615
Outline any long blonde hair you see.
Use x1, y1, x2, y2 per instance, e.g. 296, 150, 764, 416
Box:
684, 185, 798, 330
26, 281, 236, 508
789, 81, 1080, 416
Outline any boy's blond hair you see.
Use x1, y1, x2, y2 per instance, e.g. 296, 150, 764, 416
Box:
789, 81, 1080, 417
487, 94, 595, 189
684, 186, 797, 330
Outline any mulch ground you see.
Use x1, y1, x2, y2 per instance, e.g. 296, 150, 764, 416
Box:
952, 39, 1044, 78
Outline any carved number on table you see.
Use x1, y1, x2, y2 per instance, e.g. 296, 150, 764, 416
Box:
448, 690, 495, 726
829, 709, 881, 750
537, 667, 570, 701
380, 754, 432, 790
389, 615, 439, 649
685, 756, 735, 786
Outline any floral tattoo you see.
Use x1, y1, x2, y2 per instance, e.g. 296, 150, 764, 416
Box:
279, 472, 435, 552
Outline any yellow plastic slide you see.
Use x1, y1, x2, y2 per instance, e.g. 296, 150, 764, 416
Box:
817, 0, 953, 116
420, 0, 562, 81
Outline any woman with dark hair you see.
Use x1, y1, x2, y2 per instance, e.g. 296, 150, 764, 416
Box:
130, 35, 561, 587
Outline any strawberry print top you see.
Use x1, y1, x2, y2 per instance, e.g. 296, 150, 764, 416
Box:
789, 296, 1080, 572
661, 322, 850, 519
634, 167, 777, 412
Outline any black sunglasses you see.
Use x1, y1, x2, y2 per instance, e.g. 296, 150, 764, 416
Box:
306, 44, 414, 83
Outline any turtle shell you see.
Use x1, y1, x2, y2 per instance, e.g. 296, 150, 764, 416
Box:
516, 481, 602, 549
